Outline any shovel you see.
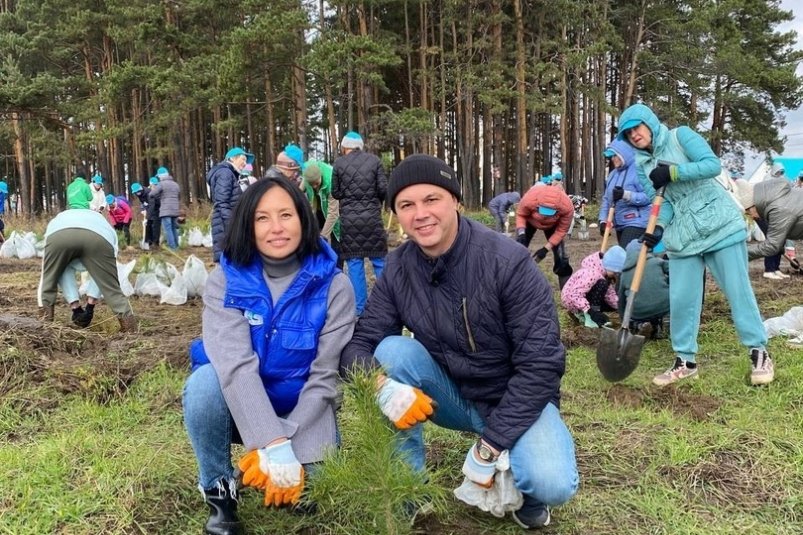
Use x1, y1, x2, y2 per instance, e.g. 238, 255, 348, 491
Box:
600, 207, 615, 252
596, 187, 665, 382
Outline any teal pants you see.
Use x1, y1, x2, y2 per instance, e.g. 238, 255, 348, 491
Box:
669, 241, 767, 362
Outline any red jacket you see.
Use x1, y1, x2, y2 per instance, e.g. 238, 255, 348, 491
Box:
515, 185, 574, 247
108, 198, 132, 225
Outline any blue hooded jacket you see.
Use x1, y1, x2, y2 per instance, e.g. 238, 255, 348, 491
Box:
190, 238, 338, 416
599, 139, 651, 230
617, 104, 745, 258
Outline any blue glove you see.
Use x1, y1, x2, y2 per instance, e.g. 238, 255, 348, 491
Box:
461, 443, 497, 488
640, 226, 664, 249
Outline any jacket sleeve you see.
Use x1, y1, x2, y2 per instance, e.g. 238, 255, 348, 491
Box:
481, 251, 565, 451
747, 206, 791, 260
674, 126, 721, 181
375, 159, 388, 205
604, 282, 619, 309
331, 163, 343, 200
286, 273, 356, 430
599, 181, 611, 223
202, 268, 292, 450
515, 193, 534, 230
547, 203, 573, 248
623, 167, 651, 206
321, 196, 340, 239
340, 256, 404, 376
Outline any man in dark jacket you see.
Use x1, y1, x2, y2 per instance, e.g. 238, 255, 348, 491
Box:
487, 191, 521, 232
331, 132, 388, 315
341, 154, 578, 530
207, 147, 254, 261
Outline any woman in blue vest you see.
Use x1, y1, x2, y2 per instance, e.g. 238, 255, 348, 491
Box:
183, 176, 356, 535
617, 103, 772, 388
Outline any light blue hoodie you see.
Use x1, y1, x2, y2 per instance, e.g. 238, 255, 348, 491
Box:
617, 104, 745, 258
599, 139, 651, 230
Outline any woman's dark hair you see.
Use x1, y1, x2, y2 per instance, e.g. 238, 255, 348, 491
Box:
223, 175, 320, 266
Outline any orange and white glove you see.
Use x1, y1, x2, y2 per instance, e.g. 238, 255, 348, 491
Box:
376, 376, 435, 429
238, 440, 305, 506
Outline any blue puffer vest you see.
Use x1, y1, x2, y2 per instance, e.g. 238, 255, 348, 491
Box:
190, 239, 338, 415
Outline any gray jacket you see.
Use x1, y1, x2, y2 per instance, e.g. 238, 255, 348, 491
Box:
149, 175, 181, 217
201, 266, 355, 462
748, 179, 803, 260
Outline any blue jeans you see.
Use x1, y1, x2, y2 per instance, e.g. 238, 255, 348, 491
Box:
346, 257, 385, 316
183, 364, 239, 489
668, 241, 767, 361
161, 216, 179, 249
375, 336, 579, 507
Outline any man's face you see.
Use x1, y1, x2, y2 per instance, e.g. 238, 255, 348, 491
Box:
230, 154, 247, 171
626, 123, 652, 150
394, 183, 459, 258
278, 164, 299, 181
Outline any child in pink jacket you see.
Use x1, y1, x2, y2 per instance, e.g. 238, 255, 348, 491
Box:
561, 246, 625, 327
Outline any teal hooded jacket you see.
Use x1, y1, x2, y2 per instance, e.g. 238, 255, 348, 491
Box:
617, 104, 746, 258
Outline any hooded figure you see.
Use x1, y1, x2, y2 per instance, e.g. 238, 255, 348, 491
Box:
598, 139, 652, 247
617, 239, 670, 335
617, 102, 771, 387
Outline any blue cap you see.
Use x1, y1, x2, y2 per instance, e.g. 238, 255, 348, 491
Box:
92, 174, 103, 184
0, 181, 7, 194
105, 194, 115, 205
603, 148, 616, 158
284, 144, 304, 169
131, 183, 143, 193
225, 147, 255, 165
341, 131, 364, 150
602, 245, 626, 273
149, 176, 159, 185
552, 171, 563, 181
540, 174, 553, 184
617, 119, 643, 140
156, 166, 169, 177
537, 206, 558, 216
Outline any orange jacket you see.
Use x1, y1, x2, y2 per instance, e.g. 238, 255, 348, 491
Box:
515, 185, 574, 247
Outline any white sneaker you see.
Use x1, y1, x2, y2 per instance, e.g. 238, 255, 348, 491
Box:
763, 272, 783, 280
775, 271, 790, 279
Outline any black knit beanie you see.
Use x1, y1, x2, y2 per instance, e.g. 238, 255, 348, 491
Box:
387, 154, 462, 212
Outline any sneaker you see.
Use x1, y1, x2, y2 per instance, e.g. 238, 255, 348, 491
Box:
762, 272, 783, 280
652, 357, 698, 386
774, 271, 790, 279
750, 349, 774, 385
512, 497, 550, 529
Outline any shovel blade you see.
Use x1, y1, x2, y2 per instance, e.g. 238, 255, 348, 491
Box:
596, 326, 646, 382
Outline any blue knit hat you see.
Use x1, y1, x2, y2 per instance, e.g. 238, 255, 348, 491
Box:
105, 194, 115, 205
156, 166, 169, 178
602, 246, 626, 273
540, 174, 553, 185
341, 131, 364, 150
92, 174, 103, 184
131, 183, 143, 193
284, 144, 304, 169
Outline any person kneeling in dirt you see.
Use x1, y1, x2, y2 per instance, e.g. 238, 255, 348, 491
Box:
617, 239, 670, 339
183, 176, 355, 535
341, 155, 578, 530
37, 207, 137, 332
561, 246, 625, 328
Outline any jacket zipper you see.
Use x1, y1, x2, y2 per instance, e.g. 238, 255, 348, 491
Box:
461, 297, 477, 353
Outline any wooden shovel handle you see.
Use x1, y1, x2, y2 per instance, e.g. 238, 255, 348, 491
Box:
600, 207, 615, 252
631, 191, 664, 293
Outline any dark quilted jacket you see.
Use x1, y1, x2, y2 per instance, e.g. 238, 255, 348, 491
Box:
331, 150, 388, 259
341, 217, 565, 450
207, 161, 242, 262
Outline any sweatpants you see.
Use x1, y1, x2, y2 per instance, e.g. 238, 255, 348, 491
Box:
668, 240, 766, 362
38, 228, 132, 316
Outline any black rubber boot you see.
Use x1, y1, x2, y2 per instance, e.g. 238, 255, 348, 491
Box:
203, 480, 244, 535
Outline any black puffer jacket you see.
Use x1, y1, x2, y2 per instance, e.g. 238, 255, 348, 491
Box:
207, 161, 242, 262
341, 217, 565, 451
331, 150, 388, 259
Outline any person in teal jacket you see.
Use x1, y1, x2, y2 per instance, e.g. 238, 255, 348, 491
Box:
617, 103, 772, 387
